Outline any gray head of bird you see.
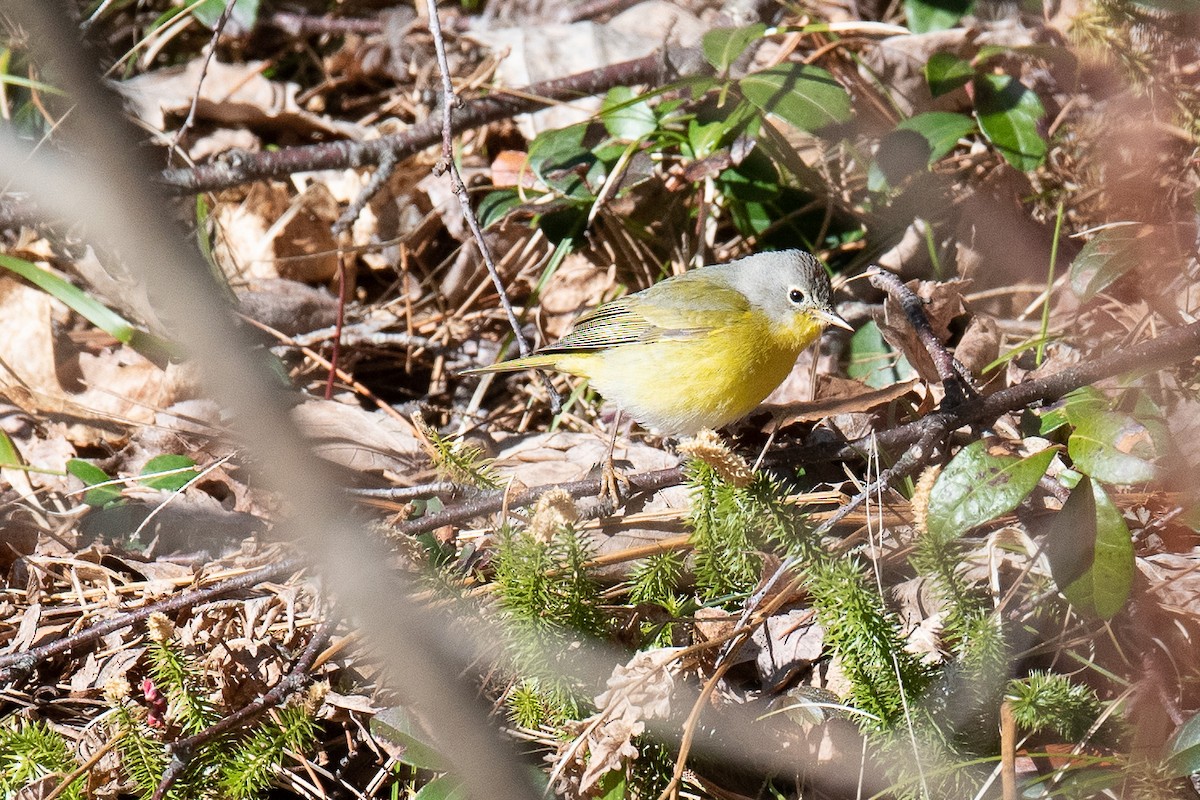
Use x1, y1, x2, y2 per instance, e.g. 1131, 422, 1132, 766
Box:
724, 250, 852, 334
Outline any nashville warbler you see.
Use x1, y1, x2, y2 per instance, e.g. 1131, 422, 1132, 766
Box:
466, 250, 851, 434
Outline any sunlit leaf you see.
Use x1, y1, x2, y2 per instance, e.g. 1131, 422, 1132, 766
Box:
139, 454, 200, 492
739, 64, 852, 131
67, 459, 122, 507
601, 86, 657, 141
1068, 408, 1159, 485
413, 775, 466, 800
975, 73, 1046, 171
1044, 476, 1134, 619
906, 0, 974, 32
927, 441, 1056, 540
702, 24, 767, 71
925, 53, 973, 97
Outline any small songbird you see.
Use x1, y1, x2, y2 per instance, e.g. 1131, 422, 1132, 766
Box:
465, 250, 851, 435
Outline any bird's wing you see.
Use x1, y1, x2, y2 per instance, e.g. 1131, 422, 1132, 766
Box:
542, 276, 750, 354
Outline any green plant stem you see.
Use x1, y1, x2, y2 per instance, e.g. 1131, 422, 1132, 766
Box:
1036, 201, 1065, 366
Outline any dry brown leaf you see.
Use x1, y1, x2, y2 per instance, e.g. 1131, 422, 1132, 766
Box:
873, 278, 970, 384
492, 430, 678, 490
117, 58, 349, 138
538, 254, 615, 339
764, 375, 919, 429
291, 400, 426, 477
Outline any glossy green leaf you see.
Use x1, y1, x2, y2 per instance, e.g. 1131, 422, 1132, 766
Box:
925, 53, 974, 97
739, 64, 852, 131
477, 188, 522, 228
1038, 387, 1107, 435
413, 775, 465, 800
1167, 711, 1200, 775
927, 441, 1056, 540
898, 112, 976, 162
1069, 227, 1141, 300
906, 0, 974, 32
974, 73, 1046, 171
601, 86, 657, 141
702, 24, 767, 71
1045, 476, 1134, 619
1068, 408, 1159, 484
67, 459, 122, 507
139, 454, 200, 492
371, 707, 448, 771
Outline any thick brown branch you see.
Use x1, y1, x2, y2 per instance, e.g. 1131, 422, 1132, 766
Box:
156, 47, 710, 195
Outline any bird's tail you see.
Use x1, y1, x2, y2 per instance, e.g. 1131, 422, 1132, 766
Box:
460, 353, 560, 375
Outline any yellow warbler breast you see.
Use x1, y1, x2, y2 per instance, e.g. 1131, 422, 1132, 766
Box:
556, 308, 825, 435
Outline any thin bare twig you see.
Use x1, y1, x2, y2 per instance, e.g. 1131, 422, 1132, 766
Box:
0, 559, 302, 684
169, 0, 237, 166
423, 0, 561, 411
867, 266, 976, 409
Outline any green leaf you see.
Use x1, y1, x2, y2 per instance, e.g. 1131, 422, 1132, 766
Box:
1039, 387, 1107, 435
870, 112, 976, 191
739, 64, 852, 131
139, 454, 199, 492
847, 320, 909, 388
0, 254, 178, 362
898, 112, 976, 163
925, 53, 974, 97
1167, 711, 1200, 776
926, 442, 1056, 540
906, 0, 975, 32
702, 24, 767, 71
0, 428, 21, 468
1068, 408, 1160, 484
478, 188, 522, 228
192, 0, 260, 30
1069, 227, 1141, 301
67, 458, 123, 507
371, 708, 448, 771
974, 73, 1046, 171
1045, 477, 1134, 619
527, 124, 596, 199
601, 86, 658, 141
413, 775, 466, 800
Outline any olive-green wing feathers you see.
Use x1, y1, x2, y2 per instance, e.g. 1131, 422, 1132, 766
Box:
463, 270, 750, 374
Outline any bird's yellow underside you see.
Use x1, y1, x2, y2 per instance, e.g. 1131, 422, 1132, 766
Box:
552, 309, 824, 434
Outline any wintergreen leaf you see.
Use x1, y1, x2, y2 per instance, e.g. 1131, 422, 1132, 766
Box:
1069, 227, 1141, 300
906, 0, 974, 33
139, 454, 200, 492
371, 708, 448, 771
478, 188, 522, 228
925, 53, 974, 97
1167, 711, 1200, 776
926, 441, 1056, 540
67, 459, 122, 507
601, 86, 657, 141
1068, 407, 1160, 484
739, 64, 852, 131
701, 24, 767, 71
413, 775, 466, 800
1045, 476, 1134, 619
897, 112, 976, 163
974, 73, 1046, 171
1038, 386, 1107, 435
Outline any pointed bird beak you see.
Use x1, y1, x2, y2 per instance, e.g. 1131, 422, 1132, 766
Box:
814, 308, 854, 331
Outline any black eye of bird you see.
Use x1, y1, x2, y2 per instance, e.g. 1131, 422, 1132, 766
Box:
789, 288, 806, 304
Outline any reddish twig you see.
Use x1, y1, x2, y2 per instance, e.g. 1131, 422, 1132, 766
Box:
0, 559, 302, 684
152, 616, 339, 800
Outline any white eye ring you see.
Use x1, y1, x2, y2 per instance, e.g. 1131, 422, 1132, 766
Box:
789, 287, 807, 304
